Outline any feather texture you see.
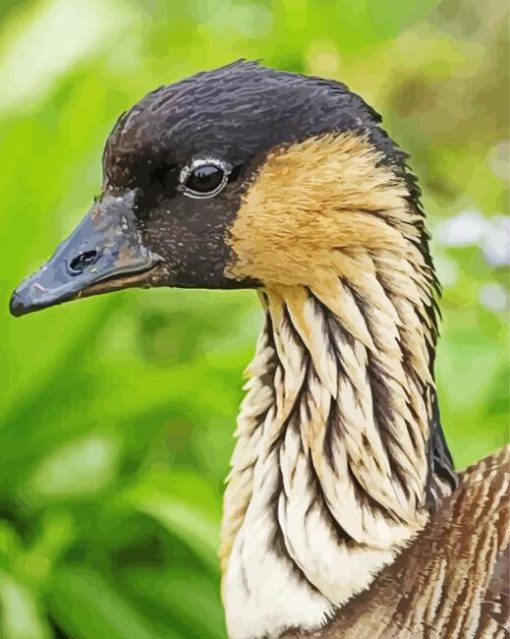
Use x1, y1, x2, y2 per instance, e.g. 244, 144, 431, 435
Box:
282, 446, 509, 639
220, 131, 503, 639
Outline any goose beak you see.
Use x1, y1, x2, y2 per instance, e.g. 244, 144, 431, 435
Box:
9, 190, 162, 317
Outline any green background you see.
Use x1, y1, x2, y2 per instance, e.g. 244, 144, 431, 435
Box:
0, 0, 508, 637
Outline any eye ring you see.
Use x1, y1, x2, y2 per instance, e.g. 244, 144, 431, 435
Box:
179, 157, 232, 199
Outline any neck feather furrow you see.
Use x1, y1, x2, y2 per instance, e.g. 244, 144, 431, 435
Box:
221, 249, 455, 639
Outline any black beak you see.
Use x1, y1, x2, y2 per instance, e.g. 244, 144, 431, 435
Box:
10, 190, 162, 317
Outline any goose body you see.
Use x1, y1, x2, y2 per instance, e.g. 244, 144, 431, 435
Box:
10, 61, 509, 639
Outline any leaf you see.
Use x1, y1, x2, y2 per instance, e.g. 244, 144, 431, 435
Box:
13, 509, 75, 589
49, 568, 166, 639
0, 523, 23, 571
124, 469, 221, 571
120, 567, 225, 639
0, 570, 52, 639
0, 0, 138, 114
23, 433, 121, 504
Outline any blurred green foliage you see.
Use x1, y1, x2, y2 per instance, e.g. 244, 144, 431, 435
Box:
0, 0, 508, 637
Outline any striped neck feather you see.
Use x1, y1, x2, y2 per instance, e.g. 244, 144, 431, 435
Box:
220, 257, 456, 639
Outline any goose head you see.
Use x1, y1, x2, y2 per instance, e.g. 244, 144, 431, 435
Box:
9, 60, 427, 316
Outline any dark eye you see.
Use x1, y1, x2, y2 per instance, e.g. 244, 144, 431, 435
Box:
187, 164, 224, 192
180, 159, 230, 198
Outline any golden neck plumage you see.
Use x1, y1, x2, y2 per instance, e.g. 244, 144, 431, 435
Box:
220, 132, 455, 638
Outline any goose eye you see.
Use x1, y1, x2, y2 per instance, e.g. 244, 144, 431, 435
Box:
181, 161, 228, 198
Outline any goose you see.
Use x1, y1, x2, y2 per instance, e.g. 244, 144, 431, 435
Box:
10, 61, 509, 639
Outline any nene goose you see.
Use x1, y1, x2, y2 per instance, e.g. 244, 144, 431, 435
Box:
10, 61, 509, 639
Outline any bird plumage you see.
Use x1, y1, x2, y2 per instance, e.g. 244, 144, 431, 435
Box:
10, 60, 509, 639
282, 446, 509, 639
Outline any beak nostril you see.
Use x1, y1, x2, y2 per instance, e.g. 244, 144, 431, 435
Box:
68, 250, 99, 275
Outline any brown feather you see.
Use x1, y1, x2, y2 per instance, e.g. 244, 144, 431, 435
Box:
281, 446, 510, 639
